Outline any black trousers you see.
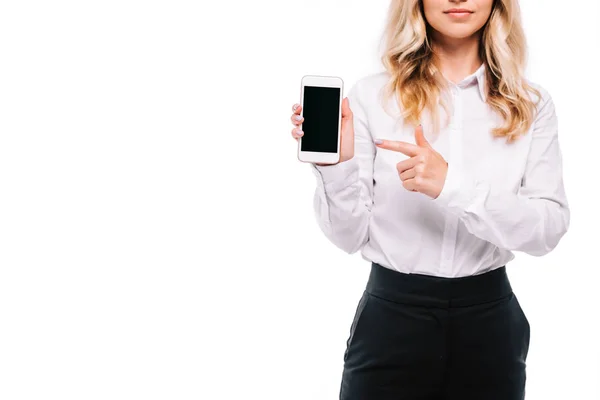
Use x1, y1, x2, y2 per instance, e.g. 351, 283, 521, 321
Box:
340, 262, 530, 400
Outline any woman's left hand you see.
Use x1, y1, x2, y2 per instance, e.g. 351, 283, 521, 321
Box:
374, 125, 448, 199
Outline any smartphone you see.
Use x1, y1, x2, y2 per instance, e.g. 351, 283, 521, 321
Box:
297, 75, 343, 164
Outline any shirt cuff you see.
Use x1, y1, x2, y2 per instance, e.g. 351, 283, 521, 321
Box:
310, 157, 359, 192
430, 160, 479, 214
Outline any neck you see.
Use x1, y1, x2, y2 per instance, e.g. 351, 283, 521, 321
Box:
430, 30, 483, 84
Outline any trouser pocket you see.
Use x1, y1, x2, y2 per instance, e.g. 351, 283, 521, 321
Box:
511, 292, 531, 358
343, 290, 370, 362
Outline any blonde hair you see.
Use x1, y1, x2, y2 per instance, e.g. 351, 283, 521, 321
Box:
380, 0, 542, 143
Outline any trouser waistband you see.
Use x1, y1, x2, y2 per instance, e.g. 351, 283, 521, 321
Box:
366, 262, 512, 308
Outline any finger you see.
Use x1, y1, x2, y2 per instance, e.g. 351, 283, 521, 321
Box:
292, 103, 302, 114
291, 114, 304, 126
399, 167, 416, 182
396, 156, 420, 174
291, 127, 304, 140
414, 124, 431, 149
403, 178, 418, 192
341, 97, 352, 120
375, 139, 420, 157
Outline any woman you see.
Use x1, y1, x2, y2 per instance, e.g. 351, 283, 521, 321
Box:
290, 0, 569, 399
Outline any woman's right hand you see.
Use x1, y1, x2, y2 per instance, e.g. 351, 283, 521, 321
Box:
290, 98, 355, 165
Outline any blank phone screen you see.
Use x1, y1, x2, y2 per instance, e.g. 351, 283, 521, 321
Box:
300, 86, 341, 153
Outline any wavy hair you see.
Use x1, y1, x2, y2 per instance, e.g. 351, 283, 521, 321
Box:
380, 0, 542, 142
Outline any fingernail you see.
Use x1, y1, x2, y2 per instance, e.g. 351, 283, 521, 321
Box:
293, 104, 299, 111
297, 130, 303, 136
374, 139, 383, 144
295, 115, 302, 121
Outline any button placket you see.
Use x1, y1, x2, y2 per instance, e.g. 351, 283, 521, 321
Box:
438, 87, 462, 277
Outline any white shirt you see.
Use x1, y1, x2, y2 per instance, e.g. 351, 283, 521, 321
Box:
309, 63, 570, 278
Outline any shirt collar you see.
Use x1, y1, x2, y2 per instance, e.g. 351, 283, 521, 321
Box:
448, 62, 487, 101
475, 63, 487, 101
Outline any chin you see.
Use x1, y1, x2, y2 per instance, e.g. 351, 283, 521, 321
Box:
439, 29, 479, 40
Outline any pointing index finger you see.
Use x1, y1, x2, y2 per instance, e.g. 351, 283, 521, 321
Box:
375, 139, 420, 157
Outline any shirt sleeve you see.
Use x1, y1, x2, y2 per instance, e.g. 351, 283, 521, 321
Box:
430, 88, 570, 256
309, 80, 376, 254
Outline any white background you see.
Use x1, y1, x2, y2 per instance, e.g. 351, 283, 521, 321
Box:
0, 1, 598, 399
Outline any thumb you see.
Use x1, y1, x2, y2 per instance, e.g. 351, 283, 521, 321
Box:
341, 97, 353, 120
414, 124, 431, 148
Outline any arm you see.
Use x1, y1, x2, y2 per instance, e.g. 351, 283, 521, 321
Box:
431, 88, 570, 256
309, 81, 375, 254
